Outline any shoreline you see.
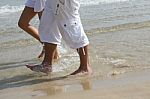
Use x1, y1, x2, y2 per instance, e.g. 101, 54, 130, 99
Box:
1, 69, 150, 99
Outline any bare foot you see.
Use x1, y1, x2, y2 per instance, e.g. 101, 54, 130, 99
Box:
26, 64, 52, 74
70, 66, 92, 75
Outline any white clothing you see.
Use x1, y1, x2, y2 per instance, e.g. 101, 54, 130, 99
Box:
39, 0, 89, 49
25, 0, 46, 12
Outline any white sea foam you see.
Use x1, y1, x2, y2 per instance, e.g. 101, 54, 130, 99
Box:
0, 0, 130, 14
80, 0, 130, 6
0, 5, 24, 14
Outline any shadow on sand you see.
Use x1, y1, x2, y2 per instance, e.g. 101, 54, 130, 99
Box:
0, 73, 68, 90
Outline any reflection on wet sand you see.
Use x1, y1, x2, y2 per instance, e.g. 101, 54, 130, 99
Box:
81, 79, 92, 90
32, 79, 93, 96
35, 86, 64, 96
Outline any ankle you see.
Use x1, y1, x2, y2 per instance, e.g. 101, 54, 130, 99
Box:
42, 62, 52, 67
80, 63, 90, 67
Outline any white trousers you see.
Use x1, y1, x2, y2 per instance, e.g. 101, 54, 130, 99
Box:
39, 0, 89, 49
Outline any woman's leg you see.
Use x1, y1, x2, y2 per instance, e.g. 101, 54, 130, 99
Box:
18, 6, 41, 42
18, 6, 59, 59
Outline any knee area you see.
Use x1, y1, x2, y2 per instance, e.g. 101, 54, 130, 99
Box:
18, 20, 28, 29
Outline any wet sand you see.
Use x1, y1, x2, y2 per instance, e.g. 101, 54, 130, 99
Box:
1, 27, 150, 99
0, 69, 150, 99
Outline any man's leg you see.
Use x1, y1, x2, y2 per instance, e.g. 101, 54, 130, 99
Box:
26, 42, 57, 73
71, 45, 92, 75
38, 44, 59, 59
38, 11, 59, 59
42, 42, 57, 65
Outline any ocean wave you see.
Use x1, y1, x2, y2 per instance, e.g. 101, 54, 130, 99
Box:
86, 21, 150, 34
0, 5, 24, 14
1, 21, 150, 50
80, 0, 130, 6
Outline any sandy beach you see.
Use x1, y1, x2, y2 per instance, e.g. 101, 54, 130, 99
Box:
0, 69, 150, 99
1, 0, 150, 99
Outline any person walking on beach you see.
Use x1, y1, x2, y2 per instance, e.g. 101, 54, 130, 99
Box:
18, 0, 59, 59
26, 0, 92, 75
